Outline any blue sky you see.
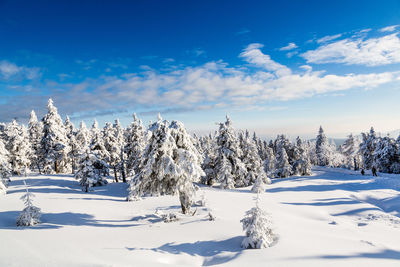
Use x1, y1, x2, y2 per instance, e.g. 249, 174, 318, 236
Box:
1, 0, 400, 138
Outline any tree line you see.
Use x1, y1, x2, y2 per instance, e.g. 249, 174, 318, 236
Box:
1, 99, 399, 206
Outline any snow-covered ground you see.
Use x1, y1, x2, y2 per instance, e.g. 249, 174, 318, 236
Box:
1, 167, 399, 267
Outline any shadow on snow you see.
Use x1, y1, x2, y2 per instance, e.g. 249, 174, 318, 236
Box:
126, 236, 244, 266
0, 211, 140, 230
290, 248, 400, 261
7, 174, 129, 200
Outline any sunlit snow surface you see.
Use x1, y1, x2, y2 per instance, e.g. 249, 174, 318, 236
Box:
0, 167, 399, 266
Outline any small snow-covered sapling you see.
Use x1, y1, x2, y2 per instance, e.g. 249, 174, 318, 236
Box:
241, 194, 275, 249
16, 181, 41, 227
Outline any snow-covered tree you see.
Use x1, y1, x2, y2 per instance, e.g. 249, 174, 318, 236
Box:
274, 145, 292, 178
0, 139, 11, 195
90, 120, 109, 161
214, 116, 246, 189
373, 136, 400, 173
74, 149, 108, 192
292, 137, 312, 176
75, 121, 91, 152
40, 99, 70, 174
64, 116, 77, 173
199, 134, 217, 185
251, 174, 269, 194
360, 127, 378, 170
103, 120, 125, 182
304, 140, 317, 165
340, 134, 361, 170
263, 145, 275, 175
315, 126, 331, 166
241, 196, 275, 249
114, 119, 126, 182
240, 131, 263, 187
28, 110, 43, 172
6, 121, 32, 175
128, 117, 204, 214
125, 113, 147, 177
16, 181, 41, 226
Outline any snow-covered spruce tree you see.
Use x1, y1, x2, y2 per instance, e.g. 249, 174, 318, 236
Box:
241, 195, 275, 249
127, 116, 204, 214
263, 144, 275, 175
28, 110, 43, 172
315, 126, 331, 166
251, 174, 269, 194
340, 134, 361, 170
16, 181, 41, 226
169, 120, 205, 213
329, 141, 346, 167
74, 149, 108, 192
292, 137, 312, 176
360, 127, 378, 170
114, 119, 127, 182
214, 116, 246, 189
373, 136, 400, 173
64, 116, 77, 173
240, 131, 264, 186
200, 134, 217, 185
290, 137, 302, 175
274, 145, 292, 178
125, 113, 147, 177
103, 120, 125, 182
75, 121, 91, 152
0, 139, 11, 195
5, 121, 32, 175
90, 120, 109, 159
305, 140, 317, 165
40, 99, 70, 174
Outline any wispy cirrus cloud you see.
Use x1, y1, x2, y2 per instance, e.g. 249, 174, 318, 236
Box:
0, 60, 41, 80
317, 33, 342, 43
302, 32, 400, 66
186, 48, 206, 57
236, 28, 250, 35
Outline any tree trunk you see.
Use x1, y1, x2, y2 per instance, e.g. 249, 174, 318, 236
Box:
72, 145, 76, 174
114, 166, 119, 183
55, 161, 59, 174
36, 162, 42, 174
120, 149, 127, 183
179, 191, 192, 214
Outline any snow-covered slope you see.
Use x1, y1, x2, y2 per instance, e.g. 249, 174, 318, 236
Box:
0, 167, 399, 266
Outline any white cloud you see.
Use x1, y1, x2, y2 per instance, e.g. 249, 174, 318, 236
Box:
240, 43, 292, 77
279, 42, 298, 51
380, 25, 399, 32
286, 51, 298, 58
57, 49, 399, 114
1, 43, 399, 121
0, 60, 41, 80
317, 34, 342, 43
302, 33, 400, 66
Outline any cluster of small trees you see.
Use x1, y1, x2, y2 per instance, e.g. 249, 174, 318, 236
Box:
199, 116, 312, 186
0, 99, 147, 193
315, 126, 400, 174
